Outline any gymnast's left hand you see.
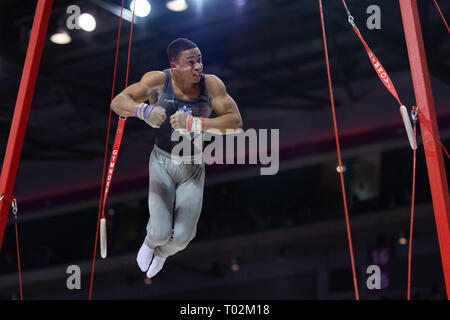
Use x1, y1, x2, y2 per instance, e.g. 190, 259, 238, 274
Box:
170, 110, 188, 130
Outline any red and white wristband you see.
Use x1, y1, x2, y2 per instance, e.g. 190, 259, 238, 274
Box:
186, 114, 204, 134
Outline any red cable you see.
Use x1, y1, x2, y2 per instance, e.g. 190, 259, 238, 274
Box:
101, 1, 125, 221
433, 0, 450, 34
440, 141, 450, 160
14, 217, 23, 300
407, 124, 417, 300
89, 0, 125, 301
319, 0, 360, 300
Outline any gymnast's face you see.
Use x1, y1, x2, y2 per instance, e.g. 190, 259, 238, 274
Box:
171, 47, 203, 84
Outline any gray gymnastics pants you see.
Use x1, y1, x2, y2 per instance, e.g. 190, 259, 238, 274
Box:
144, 145, 205, 259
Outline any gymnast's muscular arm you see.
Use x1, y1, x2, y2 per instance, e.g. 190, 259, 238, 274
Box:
203, 74, 243, 134
110, 71, 166, 118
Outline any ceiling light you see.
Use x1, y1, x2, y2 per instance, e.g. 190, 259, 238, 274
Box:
79, 13, 96, 32
167, 0, 188, 12
336, 165, 346, 173
130, 0, 151, 17
50, 31, 71, 45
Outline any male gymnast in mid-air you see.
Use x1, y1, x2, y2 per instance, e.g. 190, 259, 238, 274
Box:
111, 38, 243, 278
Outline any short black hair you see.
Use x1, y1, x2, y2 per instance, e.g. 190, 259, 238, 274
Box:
167, 38, 198, 62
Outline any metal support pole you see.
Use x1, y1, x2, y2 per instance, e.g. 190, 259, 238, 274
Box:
0, 0, 53, 249
399, 0, 450, 299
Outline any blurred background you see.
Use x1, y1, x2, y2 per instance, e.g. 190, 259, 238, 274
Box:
0, 0, 449, 300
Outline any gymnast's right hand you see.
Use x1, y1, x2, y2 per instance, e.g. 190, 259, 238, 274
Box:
135, 103, 166, 128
